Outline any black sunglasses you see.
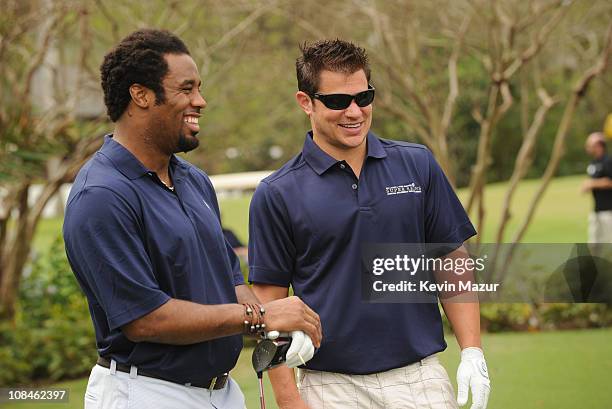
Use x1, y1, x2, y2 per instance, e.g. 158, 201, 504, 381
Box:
312, 85, 375, 110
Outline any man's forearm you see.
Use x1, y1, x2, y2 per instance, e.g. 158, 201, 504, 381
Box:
593, 177, 612, 189
236, 283, 261, 304
124, 285, 260, 345
268, 366, 305, 408
435, 245, 482, 349
441, 301, 481, 349
122, 298, 245, 345
584, 177, 612, 192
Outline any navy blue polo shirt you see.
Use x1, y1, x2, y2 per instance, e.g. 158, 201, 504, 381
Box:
63, 136, 244, 384
248, 131, 476, 374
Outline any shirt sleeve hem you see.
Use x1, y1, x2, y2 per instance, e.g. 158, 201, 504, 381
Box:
248, 266, 291, 287
434, 221, 477, 244
107, 292, 171, 331
233, 272, 246, 286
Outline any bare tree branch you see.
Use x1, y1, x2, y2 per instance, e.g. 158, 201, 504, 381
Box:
502, 0, 570, 79
22, 11, 62, 102
93, 0, 120, 43
208, 0, 277, 55
376, 97, 433, 147
495, 87, 557, 244
270, 5, 326, 38
441, 13, 472, 137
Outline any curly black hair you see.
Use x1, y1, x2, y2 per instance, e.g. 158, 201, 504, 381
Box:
296, 39, 370, 96
100, 29, 190, 122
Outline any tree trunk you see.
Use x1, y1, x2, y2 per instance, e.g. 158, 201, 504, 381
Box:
0, 184, 30, 320
0, 136, 102, 320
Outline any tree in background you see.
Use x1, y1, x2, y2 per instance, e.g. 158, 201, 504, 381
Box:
0, 0, 105, 320
0, 0, 284, 320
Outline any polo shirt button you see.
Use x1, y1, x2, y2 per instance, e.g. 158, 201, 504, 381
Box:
340, 163, 346, 169
352, 183, 358, 190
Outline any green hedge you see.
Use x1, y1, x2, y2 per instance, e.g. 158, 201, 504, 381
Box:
441, 303, 612, 334
0, 237, 95, 386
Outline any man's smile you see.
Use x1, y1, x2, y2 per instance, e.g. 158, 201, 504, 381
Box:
184, 113, 200, 132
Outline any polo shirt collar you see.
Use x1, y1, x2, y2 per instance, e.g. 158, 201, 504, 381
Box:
302, 131, 387, 175
366, 132, 387, 159
99, 135, 184, 180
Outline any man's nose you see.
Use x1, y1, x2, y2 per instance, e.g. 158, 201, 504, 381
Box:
193, 91, 207, 109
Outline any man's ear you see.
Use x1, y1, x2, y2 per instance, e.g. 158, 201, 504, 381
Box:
129, 84, 153, 109
296, 91, 313, 116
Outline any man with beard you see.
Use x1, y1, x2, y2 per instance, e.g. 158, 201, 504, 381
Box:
63, 29, 321, 409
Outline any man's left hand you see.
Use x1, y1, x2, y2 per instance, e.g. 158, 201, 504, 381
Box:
285, 330, 315, 368
457, 347, 490, 409
265, 330, 315, 368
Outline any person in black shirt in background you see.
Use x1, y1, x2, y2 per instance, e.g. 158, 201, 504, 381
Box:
582, 132, 612, 244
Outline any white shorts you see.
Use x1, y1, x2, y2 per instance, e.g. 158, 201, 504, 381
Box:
84, 362, 246, 409
298, 355, 458, 409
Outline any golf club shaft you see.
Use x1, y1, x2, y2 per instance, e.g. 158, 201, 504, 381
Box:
257, 371, 266, 409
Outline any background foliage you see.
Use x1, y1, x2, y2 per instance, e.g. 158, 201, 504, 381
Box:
0, 238, 94, 386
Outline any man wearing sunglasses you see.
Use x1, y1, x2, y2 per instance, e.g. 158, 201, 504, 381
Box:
249, 39, 490, 409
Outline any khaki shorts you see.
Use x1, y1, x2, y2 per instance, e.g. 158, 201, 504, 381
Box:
588, 211, 612, 244
297, 355, 458, 409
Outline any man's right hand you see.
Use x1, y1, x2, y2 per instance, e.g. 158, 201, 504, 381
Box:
263, 296, 322, 347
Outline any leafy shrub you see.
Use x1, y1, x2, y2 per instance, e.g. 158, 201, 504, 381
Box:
0, 236, 95, 386
442, 303, 611, 334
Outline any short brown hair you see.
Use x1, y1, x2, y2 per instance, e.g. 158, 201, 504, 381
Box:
296, 39, 371, 96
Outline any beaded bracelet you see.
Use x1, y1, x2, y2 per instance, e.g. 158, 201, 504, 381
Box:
242, 303, 266, 336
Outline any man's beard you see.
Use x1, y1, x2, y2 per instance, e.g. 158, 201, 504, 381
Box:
176, 131, 199, 153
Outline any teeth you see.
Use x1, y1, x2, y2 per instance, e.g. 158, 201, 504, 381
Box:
184, 116, 199, 124
340, 123, 360, 128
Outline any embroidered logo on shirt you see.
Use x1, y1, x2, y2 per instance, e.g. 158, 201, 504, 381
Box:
385, 183, 422, 195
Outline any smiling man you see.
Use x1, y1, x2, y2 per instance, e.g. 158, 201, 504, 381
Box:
63, 29, 321, 409
249, 40, 491, 409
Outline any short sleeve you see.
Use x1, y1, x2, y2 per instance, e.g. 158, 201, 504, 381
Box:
63, 187, 170, 331
424, 150, 477, 244
248, 182, 295, 287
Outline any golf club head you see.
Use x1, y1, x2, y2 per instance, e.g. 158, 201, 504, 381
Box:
252, 338, 292, 373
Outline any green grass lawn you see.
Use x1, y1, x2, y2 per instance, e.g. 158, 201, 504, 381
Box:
456, 174, 591, 243
4, 329, 612, 409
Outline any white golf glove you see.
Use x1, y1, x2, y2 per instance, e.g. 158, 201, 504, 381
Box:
285, 330, 315, 368
265, 330, 315, 369
457, 347, 490, 409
